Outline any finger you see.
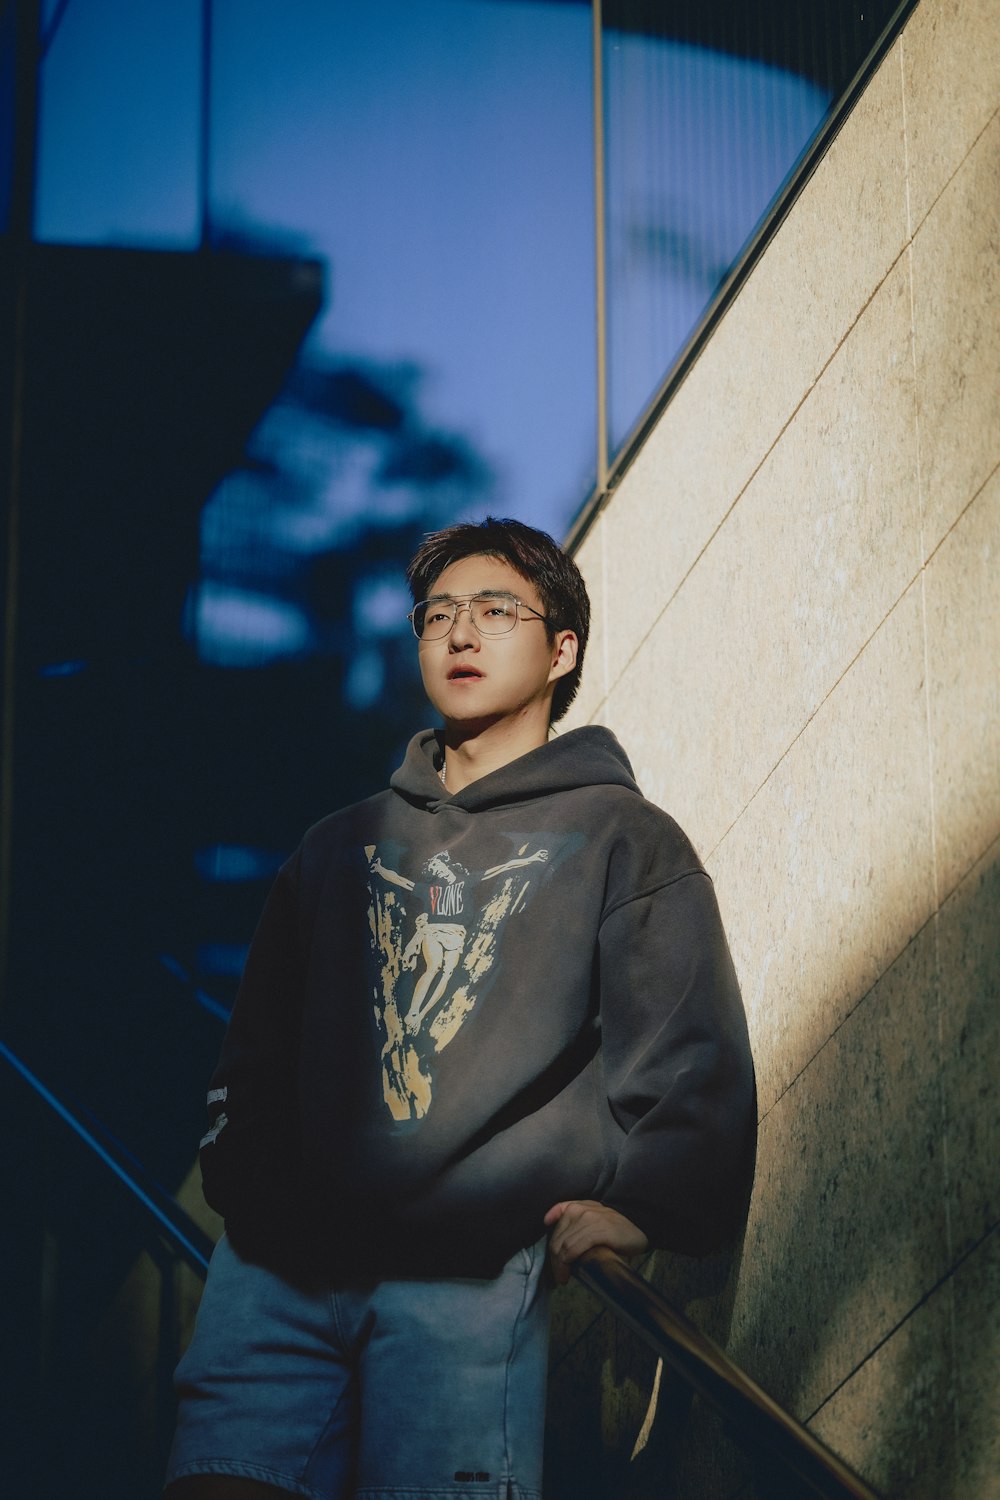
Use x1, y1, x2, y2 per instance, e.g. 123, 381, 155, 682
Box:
546, 1242, 573, 1286
551, 1225, 599, 1265
552, 1214, 629, 1265
547, 1208, 592, 1254
566, 1217, 648, 1264
549, 1216, 600, 1262
546, 1198, 601, 1228
546, 1201, 604, 1257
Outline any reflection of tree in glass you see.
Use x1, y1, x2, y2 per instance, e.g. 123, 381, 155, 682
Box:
189, 350, 493, 699
175, 230, 498, 1033
184, 301, 498, 982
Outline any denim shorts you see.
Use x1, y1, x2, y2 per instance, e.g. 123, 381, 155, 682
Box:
165, 1233, 550, 1500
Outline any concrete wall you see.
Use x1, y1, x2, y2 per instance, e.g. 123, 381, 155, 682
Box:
550, 2, 999, 1494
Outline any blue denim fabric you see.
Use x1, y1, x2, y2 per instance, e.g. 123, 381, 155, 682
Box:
166, 1233, 549, 1499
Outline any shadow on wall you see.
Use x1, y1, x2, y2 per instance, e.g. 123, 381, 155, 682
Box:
546, 838, 1000, 1499
727, 841, 999, 1498
545, 1242, 748, 1499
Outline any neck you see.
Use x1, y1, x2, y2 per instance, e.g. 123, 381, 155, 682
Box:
441, 709, 551, 793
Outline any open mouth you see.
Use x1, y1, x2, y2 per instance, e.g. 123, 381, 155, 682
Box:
447, 666, 484, 681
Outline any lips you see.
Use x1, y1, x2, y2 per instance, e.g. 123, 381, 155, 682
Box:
447, 665, 484, 681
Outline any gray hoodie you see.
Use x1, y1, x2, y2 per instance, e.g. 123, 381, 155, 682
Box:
199, 726, 756, 1278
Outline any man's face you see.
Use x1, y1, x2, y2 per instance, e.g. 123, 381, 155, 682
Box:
415, 554, 575, 731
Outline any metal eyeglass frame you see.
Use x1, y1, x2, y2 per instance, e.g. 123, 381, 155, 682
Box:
408, 591, 555, 641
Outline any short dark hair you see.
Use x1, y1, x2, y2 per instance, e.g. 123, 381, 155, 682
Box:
406, 516, 590, 723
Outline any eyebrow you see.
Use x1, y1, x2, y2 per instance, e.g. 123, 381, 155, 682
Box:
422, 588, 520, 605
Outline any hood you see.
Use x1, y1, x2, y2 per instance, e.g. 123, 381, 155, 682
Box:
389, 725, 641, 814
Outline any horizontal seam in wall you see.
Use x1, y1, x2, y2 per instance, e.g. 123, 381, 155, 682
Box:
712, 447, 1000, 895
754, 904, 936, 1125
904, 96, 1000, 245
594, 90, 1000, 725
756, 822, 1000, 1128
707, 575, 921, 870
919, 453, 1000, 575
803, 1217, 1000, 1426
597, 242, 913, 715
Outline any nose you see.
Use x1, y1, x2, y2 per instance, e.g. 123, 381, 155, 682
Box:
448, 601, 479, 649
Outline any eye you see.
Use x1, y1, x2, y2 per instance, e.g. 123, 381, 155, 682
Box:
426, 607, 451, 624
480, 597, 515, 618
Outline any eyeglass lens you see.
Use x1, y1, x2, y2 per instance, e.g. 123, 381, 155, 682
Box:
413, 594, 519, 639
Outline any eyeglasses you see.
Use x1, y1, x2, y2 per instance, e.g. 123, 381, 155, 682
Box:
408, 591, 554, 641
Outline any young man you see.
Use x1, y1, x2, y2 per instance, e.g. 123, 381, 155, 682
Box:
165, 518, 756, 1500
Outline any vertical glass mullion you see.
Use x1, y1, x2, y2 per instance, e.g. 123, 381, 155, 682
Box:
593, 0, 608, 497
1, 0, 41, 1015
198, 0, 212, 248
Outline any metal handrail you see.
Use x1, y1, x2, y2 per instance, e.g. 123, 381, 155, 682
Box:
574, 1245, 879, 1500
0, 1039, 214, 1277
4, 1038, 876, 1495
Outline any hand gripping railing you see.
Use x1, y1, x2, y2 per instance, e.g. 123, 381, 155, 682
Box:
573, 1245, 879, 1500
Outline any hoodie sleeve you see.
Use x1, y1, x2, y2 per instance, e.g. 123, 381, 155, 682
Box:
198, 855, 309, 1243
597, 868, 757, 1255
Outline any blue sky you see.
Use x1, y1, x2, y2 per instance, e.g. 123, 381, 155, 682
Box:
33, 0, 828, 538
35, 0, 597, 537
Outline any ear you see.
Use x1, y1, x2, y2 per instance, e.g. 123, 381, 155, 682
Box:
548, 629, 578, 683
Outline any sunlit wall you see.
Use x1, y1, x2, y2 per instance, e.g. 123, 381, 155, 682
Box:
555, 1, 999, 1494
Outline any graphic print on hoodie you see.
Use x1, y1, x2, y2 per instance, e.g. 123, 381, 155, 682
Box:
365, 831, 582, 1121
197, 726, 757, 1274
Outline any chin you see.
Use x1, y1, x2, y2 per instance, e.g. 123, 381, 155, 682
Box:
437, 701, 506, 732
442, 709, 501, 731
